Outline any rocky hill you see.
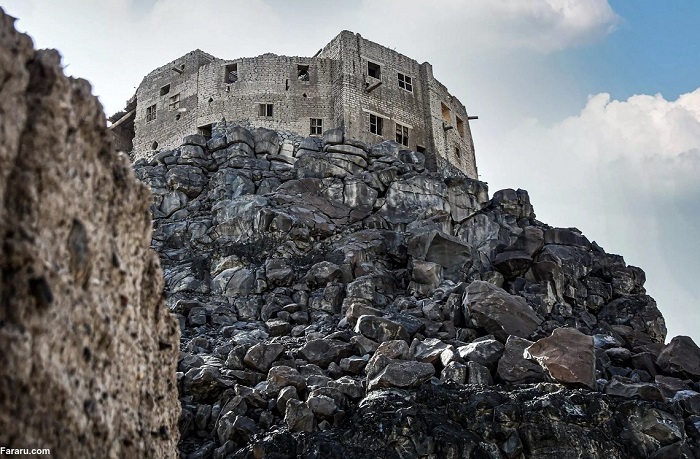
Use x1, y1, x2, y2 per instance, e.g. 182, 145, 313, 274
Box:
134, 123, 700, 458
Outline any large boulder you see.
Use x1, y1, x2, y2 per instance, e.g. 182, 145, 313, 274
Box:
0, 12, 179, 456
657, 336, 700, 379
496, 335, 545, 384
377, 175, 450, 225
525, 327, 596, 389
463, 281, 542, 341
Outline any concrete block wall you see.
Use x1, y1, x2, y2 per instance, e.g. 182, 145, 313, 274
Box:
129, 33, 478, 179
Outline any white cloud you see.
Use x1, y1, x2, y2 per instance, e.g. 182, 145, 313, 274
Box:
479, 88, 700, 340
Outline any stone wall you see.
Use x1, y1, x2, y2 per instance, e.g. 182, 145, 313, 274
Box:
128, 32, 478, 179
0, 9, 180, 457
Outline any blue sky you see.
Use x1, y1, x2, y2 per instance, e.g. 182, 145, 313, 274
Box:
3, 0, 699, 342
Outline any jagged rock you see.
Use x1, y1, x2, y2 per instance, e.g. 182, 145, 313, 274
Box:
657, 336, 700, 379
243, 343, 285, 373
598, 295, 667, 344
285, 399, 315, 432
497, 335, 545, 384
367, 359, 435, 391
377, 175, 450, 224
216, 414, 259, 444
299, 339, 355, 368
407, 225, 471, 281
412, 338, 453, 364
604, 379, 664, 401
355, 315, 410, 343
441, 361, 468, 384
267, 365, 307, 394
526, 327, 596, 389
307, 393, 338, 418
467, 361, 494, 386
0, 12, 178, 457
463, 281, 542, 341
457, 335, 505, 368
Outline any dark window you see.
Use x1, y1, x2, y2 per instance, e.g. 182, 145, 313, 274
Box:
168, 93, 180, 111
197, 124, 213, 138
258, 103, 273, 117
146, 104, 157, 123
398, 73, 412, 92
160, 84, 170, 96
367, 61, 381, 79
151, 141, 158, 150
310, 118, 323, 135
456, 116, 465, 137
455, 146, 461, 159
225, 63, 238, 83
297, 64, 310, 81
370, 114, 383, 135
395, 122, 409, 147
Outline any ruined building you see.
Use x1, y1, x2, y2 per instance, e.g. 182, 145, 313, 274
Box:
111, 31, 478, 178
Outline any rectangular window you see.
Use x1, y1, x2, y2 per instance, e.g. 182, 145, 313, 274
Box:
297, 64, 310, 82
160, 84, 170, 96
441, 103, 451, 123
146, 104, 157, 123
258, 103, 273, 117
398, 73, 412, 92
395, 122, 409, 147
369, 114, 383, 136
456, 116, 465, 137
455, 146, 461, 160
310, 118, 323, 135
168, 93, 180, 111
367, 61, 381, 79
225, 63, 238, 83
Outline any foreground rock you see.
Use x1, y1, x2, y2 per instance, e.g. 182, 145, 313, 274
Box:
526, 327, 596, 389
0, 10, 179, 457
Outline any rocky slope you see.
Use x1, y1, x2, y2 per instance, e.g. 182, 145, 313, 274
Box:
134, 123, 700, 458
0, 9, 180, 457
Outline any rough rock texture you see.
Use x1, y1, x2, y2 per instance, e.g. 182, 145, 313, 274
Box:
0, 10, 179, 457
128, 119, 700, 458
525, 327, 596, 389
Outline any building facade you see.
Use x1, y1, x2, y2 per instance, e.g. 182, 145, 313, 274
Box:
113, 31, 478, 178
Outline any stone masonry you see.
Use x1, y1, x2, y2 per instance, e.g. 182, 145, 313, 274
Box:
112, 31, 478, 178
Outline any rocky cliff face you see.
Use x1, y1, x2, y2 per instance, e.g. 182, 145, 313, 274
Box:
134, 122, 700, 458
0, 10, 180, 457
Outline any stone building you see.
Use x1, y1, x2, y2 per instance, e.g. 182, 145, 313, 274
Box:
112, 31, 478, 178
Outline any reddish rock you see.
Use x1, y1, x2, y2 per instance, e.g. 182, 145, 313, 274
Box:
525, 328, 596, 389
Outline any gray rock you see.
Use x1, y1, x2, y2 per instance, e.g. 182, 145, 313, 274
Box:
467, 361, 493, 386
441, 361, 467, 384
166, 165, 207, 198
412, 338, 453, 364
355, 315, 410, 343
267, 365, 307, 394
457, 336, 504, 369
254, 127, 280, 155
299, 339, 355, 368
463, 281, 542, 341
496, 335, 544, 384
367, 359, 435, 391
604, 379, 664, 401
243, 343, 285, 373
322, 128, 344, 146
377, 175, 450, 225
307, 393, 338, 418
284, 399, 315, 432
226, 126, 255, 148
657, 335, 700, 379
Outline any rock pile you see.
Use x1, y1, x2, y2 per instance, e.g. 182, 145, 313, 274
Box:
134, 121, 700, 458
0, 9, 179, 458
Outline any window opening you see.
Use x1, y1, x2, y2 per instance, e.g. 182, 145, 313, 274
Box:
258, 103, 273, 117
416, 145, 426, 153
395, 122, 409, 147
310, 118, 323, 135
225, 63, 238, 83
455, 146, 461, 159
456, 116, 465, 137
146, 104, 157, 123
297, 64, 310, 81
168, 93, 180, 111
197, 124, 213, 138
398, 73, 412, 92
369, 114, 383, 136
441, 103, 451, 123
151, 141, 158, 150
367, 61, 381, 79
160, 84, 170, 96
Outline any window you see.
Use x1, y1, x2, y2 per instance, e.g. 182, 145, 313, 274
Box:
225, 63, 238, 83
297, 64, 310, 82
168, 93, 180, 111
369, 114, 383, 135
395, 122, 409, 147
310, 118, 323, 135
455, 146, 461, 160
160, 84, 170, 96
441, 103, 451, 123
367, 61, 381, 79
198, 124, 213, 138
258, 103, 273, 117
146, 104, 157, 123
398, 73, 412, 92
456, 116, 465, 137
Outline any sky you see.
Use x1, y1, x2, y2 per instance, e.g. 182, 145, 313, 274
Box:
4, 0, 700, 343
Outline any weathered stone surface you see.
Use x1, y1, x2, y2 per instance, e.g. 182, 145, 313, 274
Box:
243, 343, 285, 373
367, 359, 434, 391
463, 281, 542, 341
497, 335, 544, 384
467, 361, 494, 386
657, 335, 700, 379
407, 225, 471, 281
457, 336, 504, 368
377, 175, 450, 224
0, 13, 179, 457
284, 399, 315, 432
355, 315, 410, 343
526, 327, 596, 389
604, 379, 664, 402
299, 339, 355, 368
267, 365, 307, 394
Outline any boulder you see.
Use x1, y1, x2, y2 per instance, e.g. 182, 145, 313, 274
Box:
267, 365, 307, 394
367, 359, 435, 391
496, 335, 544, 384
467, 361, 493, 386
284, 399, 315, 432
355, 315, 410, 343
463, 281, 542, 341
457, 336, 505, 369
525, 327, 596, 389
299, 339, 355, 368
657, 336, 700, 379
243, 343, 285, 373
407, 226, 471, 282
377, 175, 450, 225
